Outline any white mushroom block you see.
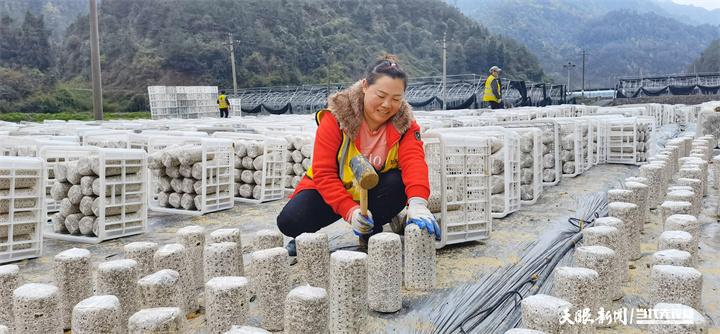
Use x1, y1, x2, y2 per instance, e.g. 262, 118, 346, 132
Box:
284, 285, 329, 334
625, 181, 649, 225
650, 265, 703, 310
209, 228, 244, 275
252, 247, 289, 331
95, 259, 139, 326
574, 245, 616, 322
204, 242, 242, 282
127, 307, 186, 334
124, 242, 159, 277
551, 266, 599, 331
137, 269, 181, 309
664, 214, 700, 252
659, 201, 693, 231
205, 276, 249, 334
608, 201, 641, 261
581, 225, 623, 300
176, 225, 205, 290
652, 249, 694, 267
368, 232, 402, 313
153, 244, 197, 314
253, 229, 284, 251
404, 224, 436, 290
71, 295, 121, 334
639, 164, 664, 208
666, 190, 698, 217
329, 250, 368, 334
12, 283, 61, 334
224, 326, 270, 334
296, 232, 330, 289
520, 294, 574, 333
648, 303, 708, 334
658, 231, 697, 266
53, 248, 93, 329
0, 264, 19, 326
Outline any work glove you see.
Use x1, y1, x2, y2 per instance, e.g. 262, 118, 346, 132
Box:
348, 207, 374, 236
406, 197, 441, 240
498, 99, 503, 104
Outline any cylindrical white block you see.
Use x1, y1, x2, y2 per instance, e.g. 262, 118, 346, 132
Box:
154, 244, 197, 314
658, 230, 697, 266
252, 247, 289, 331
124, 242, 159, 278
652, 249, 693, 267
296, 232, 330, 289
625, 181, 649, 226
574, 245, 616, 323
209, 228, 244, 276
581, 225, 623, 300
329, 250, 368, 334
649, 303, 708, 334
205, 276, 249, 334
12, 283, 61, 334
95, 259, 139, 327
659, 201, 692, 230
404, 224, 436, 290
551, 266, 599, 331
0, 264, 19, 326
127, 307, 186, 334
54, 247, 93, 329
71, 295, 121, 334
176, 225, 205, 291
593, 217, 629, 282
253, 229, 284, 251
608, 201, 641, 260
664, 214, 700, 253
204, 242, 242, 282
137, 269, 181, 309
640, 164, 664, 208
520, 294, 575, 333
368, 232, 402, 313
284, 285, 329, 334
650, 265, 703, 310
666, 190, 698, 217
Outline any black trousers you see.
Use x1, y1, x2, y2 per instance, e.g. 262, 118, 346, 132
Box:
489, 101, 505, 109
219, 108, 229, 118
277, 169, 407, 238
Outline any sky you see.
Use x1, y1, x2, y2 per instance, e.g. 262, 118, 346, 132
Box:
671, 0, 720, 10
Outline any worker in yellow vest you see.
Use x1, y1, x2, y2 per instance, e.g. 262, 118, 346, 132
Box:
482, 66, 504, 110
217, 90, 229, 118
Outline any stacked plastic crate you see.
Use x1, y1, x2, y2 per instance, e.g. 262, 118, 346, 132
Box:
147, 136, 234, 214
43, 146, 147, 243
148, 86, 218, 119
0, 157, 44, 263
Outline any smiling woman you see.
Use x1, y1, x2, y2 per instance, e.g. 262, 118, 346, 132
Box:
276, 54, 440, 255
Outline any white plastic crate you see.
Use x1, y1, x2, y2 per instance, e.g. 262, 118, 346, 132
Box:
554, 118, 587, 177
508, 127, 543, 205
429, 126, 521, 218
39, 147, 148, 243
422, 132, 492, 249
500, 120, 561, 186
212, 132, 287, 203
83, 133, 133, 149
605, 118, 638, 165
0, 157, 44, 263
148, 136, 235, 215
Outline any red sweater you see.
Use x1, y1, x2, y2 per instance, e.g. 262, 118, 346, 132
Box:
292, 112, 430, 219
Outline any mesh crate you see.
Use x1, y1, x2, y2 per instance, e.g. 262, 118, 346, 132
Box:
501, 119, 561, 186
148, 136, 235, 215
83, 133, 133, 149
508, 127, 543, 205
212, 132, 287, 203
0, 157, 44, 263
39, 147, 148, 243
428, 127, 521, 218
605, 118, 638, 165
423, 133, 492, 249
554, 118, 587, 177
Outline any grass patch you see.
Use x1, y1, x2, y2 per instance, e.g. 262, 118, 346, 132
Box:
0, 111, 151, 123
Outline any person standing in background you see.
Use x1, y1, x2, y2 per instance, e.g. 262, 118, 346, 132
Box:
483, 66, 504, 110
217, 90, 230, 118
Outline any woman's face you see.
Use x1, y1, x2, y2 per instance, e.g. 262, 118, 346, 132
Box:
362, 76, 405, 129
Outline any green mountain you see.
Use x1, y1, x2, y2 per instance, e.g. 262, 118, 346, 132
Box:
689, 39, 720, 73
0, 0, 87, 41
455, 0, 720, 88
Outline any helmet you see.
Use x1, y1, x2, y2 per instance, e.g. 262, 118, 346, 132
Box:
489, 66, 502, 73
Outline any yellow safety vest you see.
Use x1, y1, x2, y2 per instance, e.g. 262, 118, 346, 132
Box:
482, 74, 501, 102
305, 109, 400, 201
218, 95, 229, 109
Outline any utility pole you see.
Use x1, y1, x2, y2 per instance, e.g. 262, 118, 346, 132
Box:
223, 33, 240, 96
580, 49, 587, 97
89, 0, 103, 120
563, 61, 576, 94
442, 31, 447, 110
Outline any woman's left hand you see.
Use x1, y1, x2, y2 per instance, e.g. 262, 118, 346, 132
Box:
406, 197, 441, 240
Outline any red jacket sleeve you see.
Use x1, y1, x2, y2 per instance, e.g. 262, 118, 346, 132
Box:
398, 121, 431, 200
311, 113, 358, 219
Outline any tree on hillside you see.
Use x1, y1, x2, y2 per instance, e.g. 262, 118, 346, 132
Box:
689, 39, 720, 73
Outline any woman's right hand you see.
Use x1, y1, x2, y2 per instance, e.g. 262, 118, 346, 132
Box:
349, 208, 374, 236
